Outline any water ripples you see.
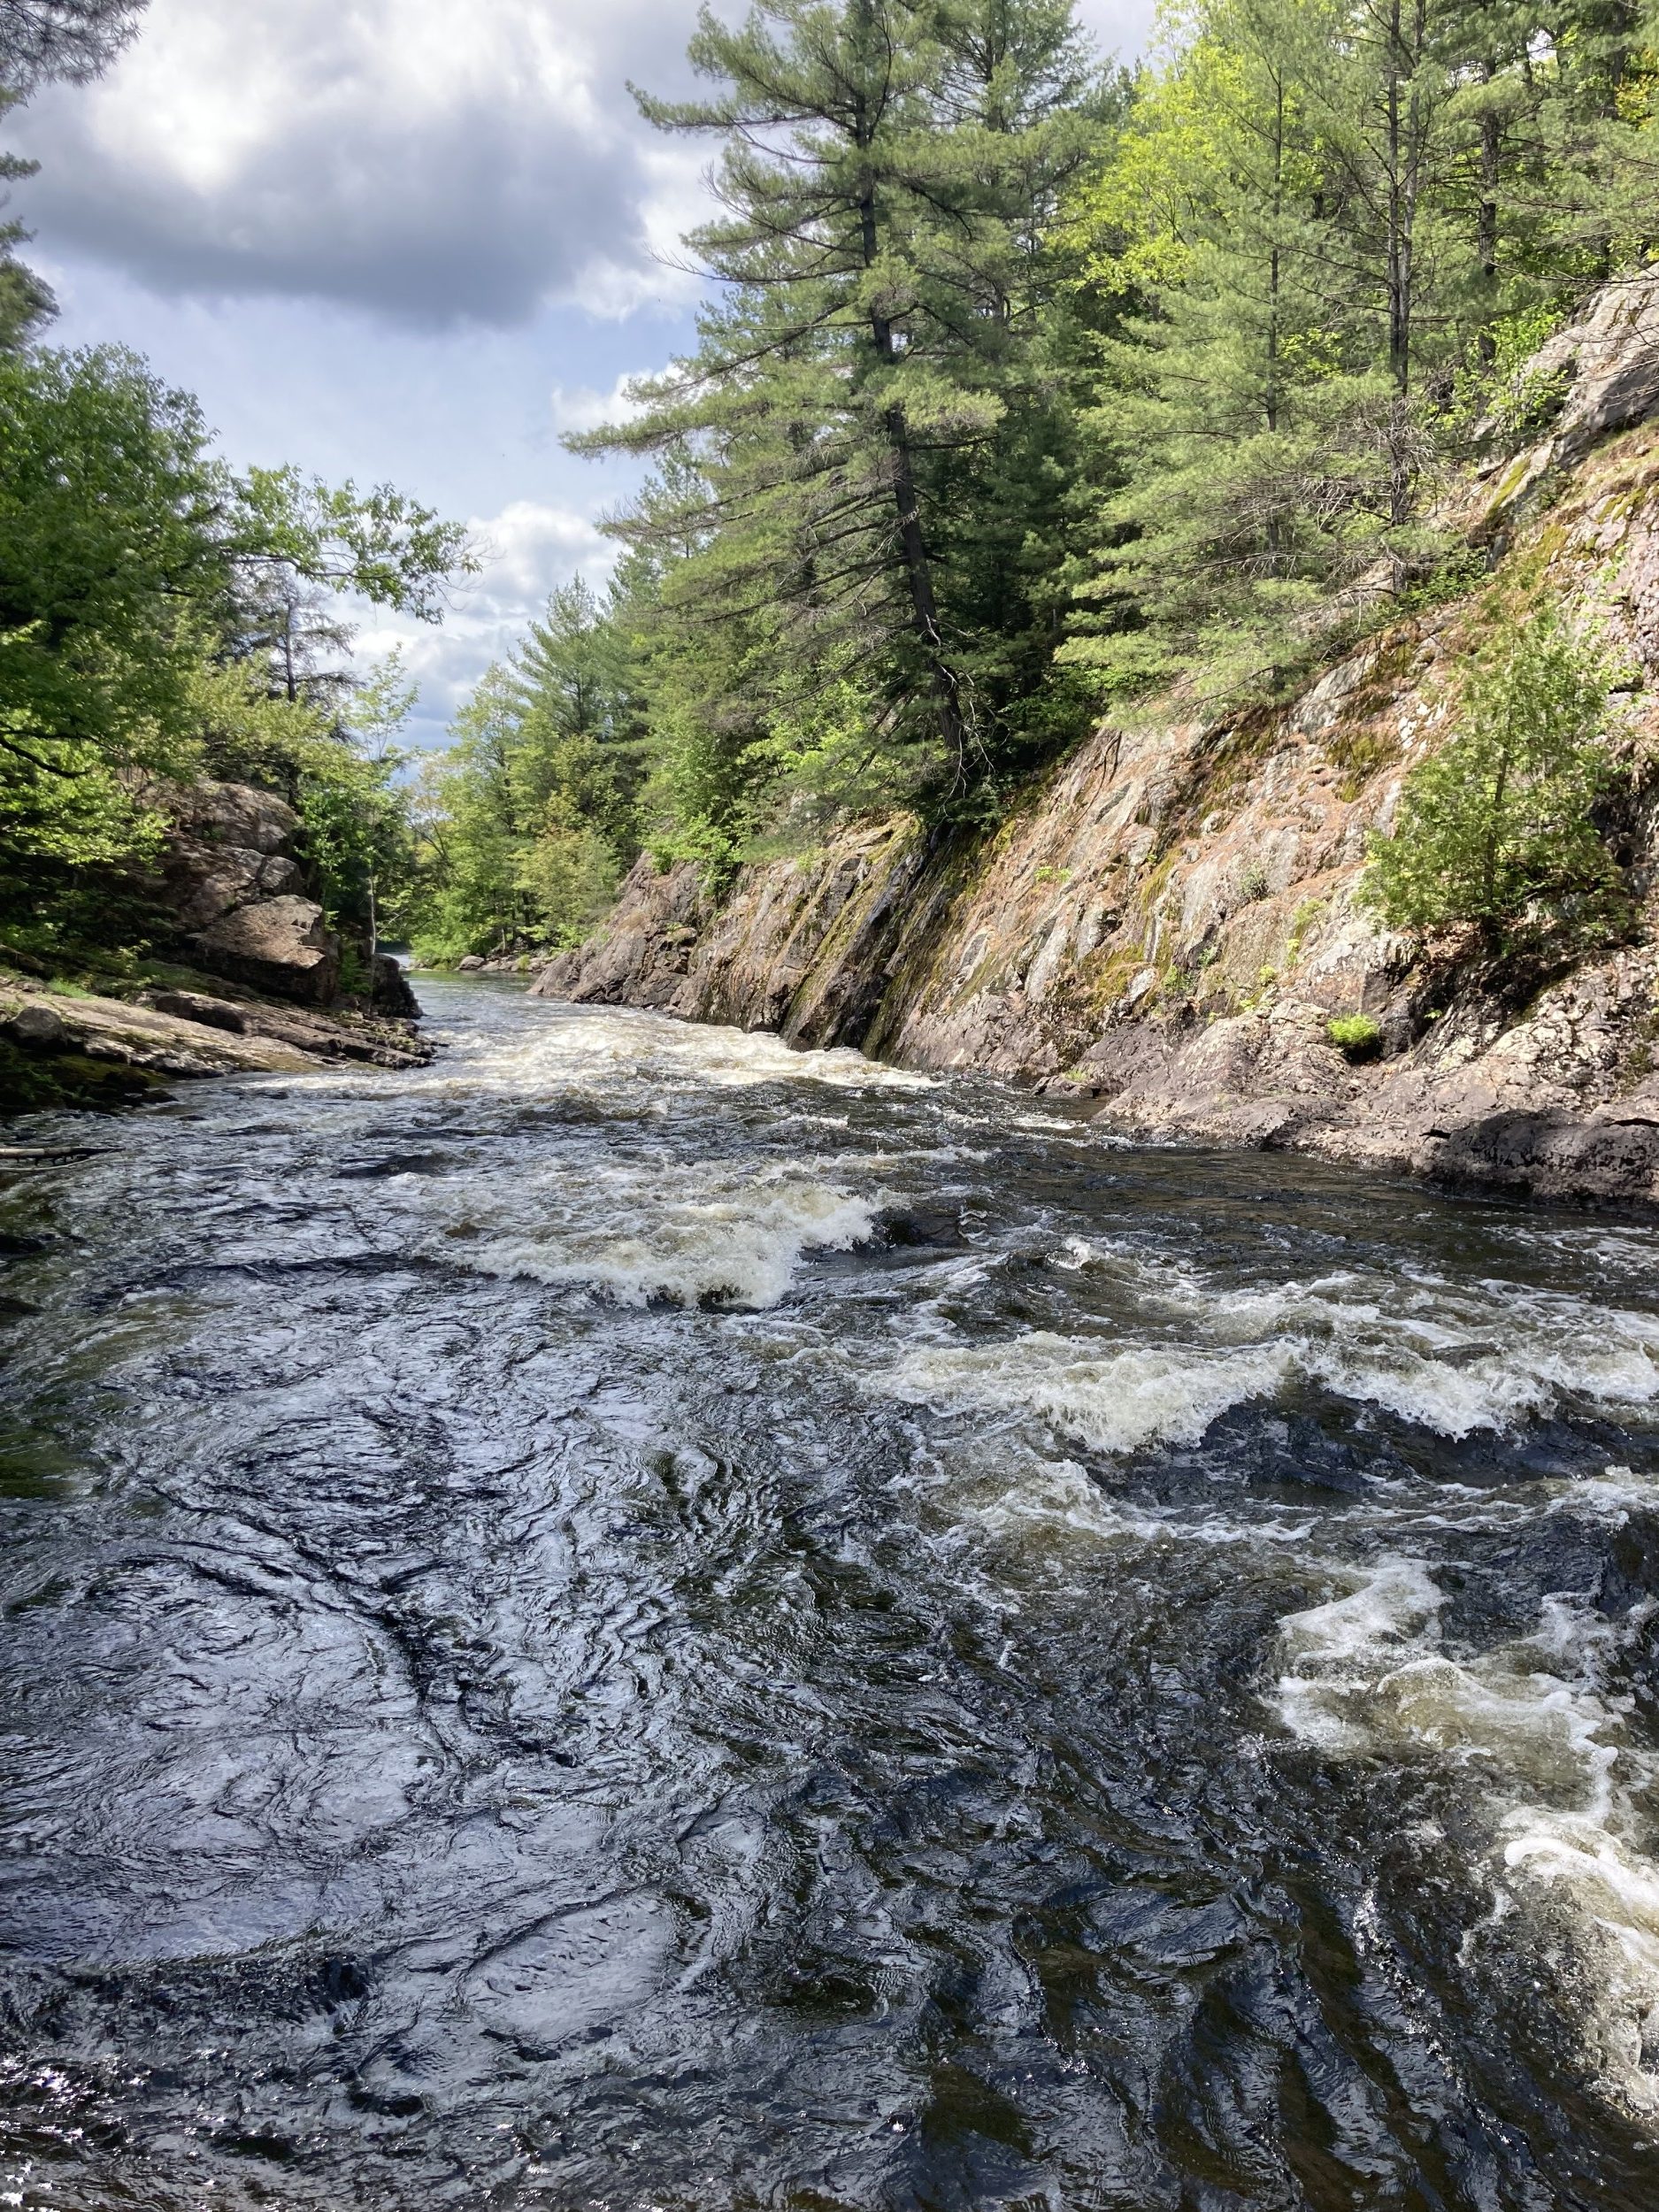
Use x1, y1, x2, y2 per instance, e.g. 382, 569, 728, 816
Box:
1, 979, 1657, 2208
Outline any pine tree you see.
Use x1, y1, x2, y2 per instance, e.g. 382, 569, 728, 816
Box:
1059, 0, 1644, 710
1064, 0, 1405, 702
0, 0, 144, 90
575, 0, 1100, 814
0, 112, 52, 350
0, 4, 148, 347
1362, 603, 1624, 945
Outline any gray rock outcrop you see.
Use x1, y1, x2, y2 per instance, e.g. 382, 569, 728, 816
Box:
153, 780, 341, 1005
534, 278, 1659, 1209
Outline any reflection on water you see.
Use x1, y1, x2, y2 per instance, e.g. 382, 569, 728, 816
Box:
2, 977, 1658, 2208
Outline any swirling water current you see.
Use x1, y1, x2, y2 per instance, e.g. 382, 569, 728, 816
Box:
4, 977, 1659, 2210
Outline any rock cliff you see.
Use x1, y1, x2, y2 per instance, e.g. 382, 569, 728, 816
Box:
155, 779, 411, 1016
536, 273, 1659, 1208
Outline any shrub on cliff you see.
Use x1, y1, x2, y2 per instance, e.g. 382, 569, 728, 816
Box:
1361, 610, 1626, 949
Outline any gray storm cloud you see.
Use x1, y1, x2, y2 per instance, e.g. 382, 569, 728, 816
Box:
4, 0, 706, 326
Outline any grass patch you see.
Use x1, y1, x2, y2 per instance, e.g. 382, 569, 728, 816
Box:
1326, 1013, 1382, 1061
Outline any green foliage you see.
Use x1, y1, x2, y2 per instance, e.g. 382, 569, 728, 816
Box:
1361, 608, 1625, 946
0, 343, 467, 956
575, 0, 1110, 847
229, 464, 473, 629
1325, 1012, 1381, 1058
0, 347, 223, 886
410, 581, 647, 960
1061, 0, 1659, 711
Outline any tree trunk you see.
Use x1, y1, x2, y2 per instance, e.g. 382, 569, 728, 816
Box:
851, 75, 968, 784
1478, 59, 1500, 369
1383, 0, 1428, 527
1266, 73, 1284, 437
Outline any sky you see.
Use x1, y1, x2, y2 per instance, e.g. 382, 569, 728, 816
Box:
6, 0, 1157, 749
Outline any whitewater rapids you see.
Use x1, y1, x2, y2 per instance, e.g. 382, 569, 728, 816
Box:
1, 978, 1656, 2208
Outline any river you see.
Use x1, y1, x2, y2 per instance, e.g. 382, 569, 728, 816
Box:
3, 975, 1658, 2209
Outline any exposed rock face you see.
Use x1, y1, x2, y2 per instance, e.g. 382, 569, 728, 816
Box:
140, 988, 428, 1070
188, 892, 339, 1005
3, 787, 428, 1112
160, 780, 306, 926
0, 972, 430, 1114
143, 780, 420, 1019
0, 979, 318, 1080
371, 956, 420, 1020
155, 780, 341, 1005
537, 287, 1659, 1208
1524, 265, 1659, 468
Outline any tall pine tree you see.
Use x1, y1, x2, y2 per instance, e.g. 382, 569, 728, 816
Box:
575, 0, 1101, 821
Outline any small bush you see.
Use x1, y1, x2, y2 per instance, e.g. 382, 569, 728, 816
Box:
1361, 607, 1625, 949
1326, 1013, 1382, 1059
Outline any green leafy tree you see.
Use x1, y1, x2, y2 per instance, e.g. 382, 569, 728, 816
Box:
0, 346, 225, 887
0, 345, 468, 947
1362, 605, 1625, 945
504, 574, 649, 852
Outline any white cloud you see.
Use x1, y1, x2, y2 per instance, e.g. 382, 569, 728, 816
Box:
7, 0, 711, 326
547, 367, 660, 435
6, 0, 1157, 331
358, 497, 618, 741
467, 499, 614, 603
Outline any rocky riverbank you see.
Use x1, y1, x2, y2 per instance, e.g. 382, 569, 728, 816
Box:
535, 274, 1659, 1209
0, 968, 429, 1113
1, 777, 428, 1115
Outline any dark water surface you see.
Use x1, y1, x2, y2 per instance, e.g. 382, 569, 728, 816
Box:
4, 978, 1659, 2210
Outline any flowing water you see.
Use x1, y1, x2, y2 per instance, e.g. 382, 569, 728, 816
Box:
4, 977, 1659, 2211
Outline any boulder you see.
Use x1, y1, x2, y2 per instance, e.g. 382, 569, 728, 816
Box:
148, 779, 347, 1009
1534, 265, 1659, 465
158, 780, 308, 931
373, 955, 421, 1017
189, 895, 339, 1005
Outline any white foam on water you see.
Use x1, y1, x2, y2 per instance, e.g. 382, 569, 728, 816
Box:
919, 1448, 1318, 1568
1057, 1244, 1659, 1438
407, 1166, 879, 1310
1273, 1559, 1659, 2110
1548, 1466, 1659, 1525
440, 1002, 937, 1101
879, 1330, 1294, 1455
251, 1001, 924, 1310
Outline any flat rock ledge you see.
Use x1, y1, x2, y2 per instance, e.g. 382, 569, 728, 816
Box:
1, 972, 430, 1106
1074, 956, 1659, 1210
